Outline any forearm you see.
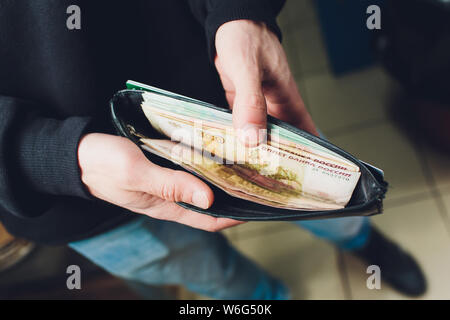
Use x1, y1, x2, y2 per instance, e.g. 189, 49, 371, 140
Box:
0, 95, 93, 218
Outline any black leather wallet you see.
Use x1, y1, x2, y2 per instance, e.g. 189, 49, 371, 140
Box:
110, 88, 388, 221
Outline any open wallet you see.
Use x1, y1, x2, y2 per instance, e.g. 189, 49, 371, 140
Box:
110, 80, 388, 221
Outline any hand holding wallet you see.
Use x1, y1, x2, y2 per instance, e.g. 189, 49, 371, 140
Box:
110, 81, 387, 221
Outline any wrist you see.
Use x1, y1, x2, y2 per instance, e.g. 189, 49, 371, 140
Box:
203, 0, 283, 62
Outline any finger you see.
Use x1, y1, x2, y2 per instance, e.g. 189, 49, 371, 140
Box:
215, 58, 236, 108
232, 74, 267, 146
139, 200, 245, 232
136, 163, 214, 210
265, 75, 319, 136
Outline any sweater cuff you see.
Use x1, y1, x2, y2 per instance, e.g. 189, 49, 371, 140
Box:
204, 0, 283, 62
16, 116, 94, 200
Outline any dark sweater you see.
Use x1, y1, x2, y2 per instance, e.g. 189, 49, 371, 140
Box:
0, 0, 284, 244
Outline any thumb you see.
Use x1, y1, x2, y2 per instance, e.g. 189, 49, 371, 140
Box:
139, 163, 214, 209
232, 75, 267, 146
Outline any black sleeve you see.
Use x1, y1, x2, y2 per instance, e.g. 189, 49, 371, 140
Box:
0, 95, 93, 218
187, 0, 286, 61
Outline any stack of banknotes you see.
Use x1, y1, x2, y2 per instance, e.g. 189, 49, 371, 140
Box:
138, 91, 361, 211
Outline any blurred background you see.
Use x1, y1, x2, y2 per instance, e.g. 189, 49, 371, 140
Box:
1, 0, 450, 299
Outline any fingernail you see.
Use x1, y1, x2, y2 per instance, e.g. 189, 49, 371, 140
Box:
192, 191, 210, 209
239, 125, 263, 147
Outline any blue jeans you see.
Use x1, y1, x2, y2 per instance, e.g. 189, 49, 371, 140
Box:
70, 215, 370, 299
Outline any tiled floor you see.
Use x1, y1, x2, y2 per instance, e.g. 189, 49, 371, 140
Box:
220, 0, 450, 300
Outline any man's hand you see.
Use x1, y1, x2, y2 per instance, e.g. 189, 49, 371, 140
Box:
78, 133, 242, 231
215, 20, 319, 145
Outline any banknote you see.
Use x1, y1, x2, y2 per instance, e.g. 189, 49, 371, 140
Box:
138, 91, 361, 210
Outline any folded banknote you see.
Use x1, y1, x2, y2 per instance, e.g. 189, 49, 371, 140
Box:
134, 90, 362, 211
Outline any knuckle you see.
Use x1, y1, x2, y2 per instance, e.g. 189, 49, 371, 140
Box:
245, 92, 265, 108
173, 171, 191, 202
160, 181, 175, 201
236, 93, 266, 113
160, 172, 185, 202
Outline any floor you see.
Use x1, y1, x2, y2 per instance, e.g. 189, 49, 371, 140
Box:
216, 0, 450, 300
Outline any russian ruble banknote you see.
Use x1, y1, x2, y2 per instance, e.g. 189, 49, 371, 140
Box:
138, 91, 361, 211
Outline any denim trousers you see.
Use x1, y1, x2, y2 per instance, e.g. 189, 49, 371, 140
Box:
70, 215, 370, 299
